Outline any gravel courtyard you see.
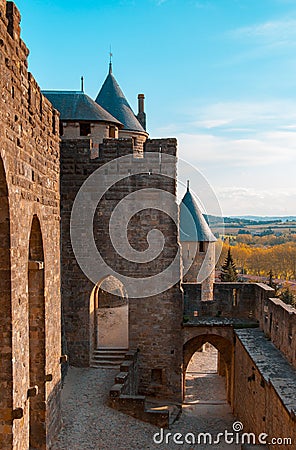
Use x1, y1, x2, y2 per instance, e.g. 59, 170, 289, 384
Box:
51, 347, 240, 450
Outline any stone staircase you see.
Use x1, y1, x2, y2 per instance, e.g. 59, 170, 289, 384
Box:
145, 398, 181, 427
90, 347, 128, 369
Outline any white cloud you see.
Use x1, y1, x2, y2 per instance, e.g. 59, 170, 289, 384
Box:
215, 187, 296, 216
176, 130, 296, 167
154, 99, 296, 215
187, 100, 296, 132
194, 1, 213, 9
229, 18, 296, 46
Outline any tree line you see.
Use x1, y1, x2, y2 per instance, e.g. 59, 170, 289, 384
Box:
216, 241, 296, 280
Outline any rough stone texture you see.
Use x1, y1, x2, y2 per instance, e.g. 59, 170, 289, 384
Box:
61, 136, 183, 400
0, 2, 61, 448
234, 329, 296, 450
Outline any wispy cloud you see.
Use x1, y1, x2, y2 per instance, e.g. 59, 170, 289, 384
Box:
215, 187, 296, 216
177, 130, 296, 167
194, 1, 214, 9
153, 0, 168, 5
155, 98, 296, 215
229, 18, 296, 46
185, 100, 296, 134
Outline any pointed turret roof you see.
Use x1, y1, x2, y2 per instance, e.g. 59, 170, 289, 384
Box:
95, 63, 146, 133
42, 90, 122, 125
180, 183, 216, 242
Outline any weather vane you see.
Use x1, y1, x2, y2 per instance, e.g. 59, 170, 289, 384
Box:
109, 45, 113, 74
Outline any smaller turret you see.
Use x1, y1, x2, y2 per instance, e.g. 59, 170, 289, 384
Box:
95, 62, 148, 156
180, 182, 216, 301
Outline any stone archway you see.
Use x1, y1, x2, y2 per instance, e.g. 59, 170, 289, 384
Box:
28, 215, 46, 449
0, 156, 13, 449
183, 334, 233, 404
90, 276, 129, 351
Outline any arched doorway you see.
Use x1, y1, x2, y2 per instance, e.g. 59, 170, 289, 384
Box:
185, 343, 228, 404
28, 215, 46, 449
92, 276, 128, 349
183, 334, 233, 404
90, 276, 128, 367
0, 156, 13, 449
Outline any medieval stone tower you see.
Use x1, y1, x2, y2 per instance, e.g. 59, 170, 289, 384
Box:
44, 64, 184, 401
180, 183, 216, 300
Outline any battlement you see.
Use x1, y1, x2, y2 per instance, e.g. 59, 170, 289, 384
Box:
0, 2, 29, 57
0, 2, 58, 147
6, 1, 20, 39
98, 138, 135, 160
145, 138, 178, 156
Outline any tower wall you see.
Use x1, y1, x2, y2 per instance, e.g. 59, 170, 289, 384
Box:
61, 137, 183, 400
118, 129, 147, 157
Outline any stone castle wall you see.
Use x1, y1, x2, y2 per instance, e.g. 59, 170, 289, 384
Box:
0, 1, 61, 448
234, 329, 296, 450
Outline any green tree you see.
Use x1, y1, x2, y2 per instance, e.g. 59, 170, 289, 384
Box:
278, 288, 296, 307
220, 248, 238, 282
267, 269, 279, 294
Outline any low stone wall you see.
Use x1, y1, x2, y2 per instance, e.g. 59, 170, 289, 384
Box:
234, 329, 296, 450
183, 282, 273, 320
256, 296, 296, 369
109, 350, 169, 428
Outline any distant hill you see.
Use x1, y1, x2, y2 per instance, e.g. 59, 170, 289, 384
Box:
205, 214, 296, 227
231, 216, 296, 223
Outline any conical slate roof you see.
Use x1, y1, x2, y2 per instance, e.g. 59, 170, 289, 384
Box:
95, 64, 145, 133
42, 90, 122, 125
180, 186, 216, 242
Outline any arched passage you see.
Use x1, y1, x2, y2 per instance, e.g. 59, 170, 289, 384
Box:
0, 156, 13, 449
90, 276, 128, 352
183, 334, 233, 404
28, 215, 46, 449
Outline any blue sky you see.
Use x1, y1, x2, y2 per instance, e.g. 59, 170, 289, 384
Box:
16, 0, 296, 216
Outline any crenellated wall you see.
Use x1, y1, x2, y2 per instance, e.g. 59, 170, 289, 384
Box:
183, 282, 273, 320
0, 1, 61, 448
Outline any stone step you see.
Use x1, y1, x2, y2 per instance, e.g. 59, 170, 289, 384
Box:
92, 354, 125, 360
90, 348, 128, 369
95, 347, 128, 352
93, 350, 127, 356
